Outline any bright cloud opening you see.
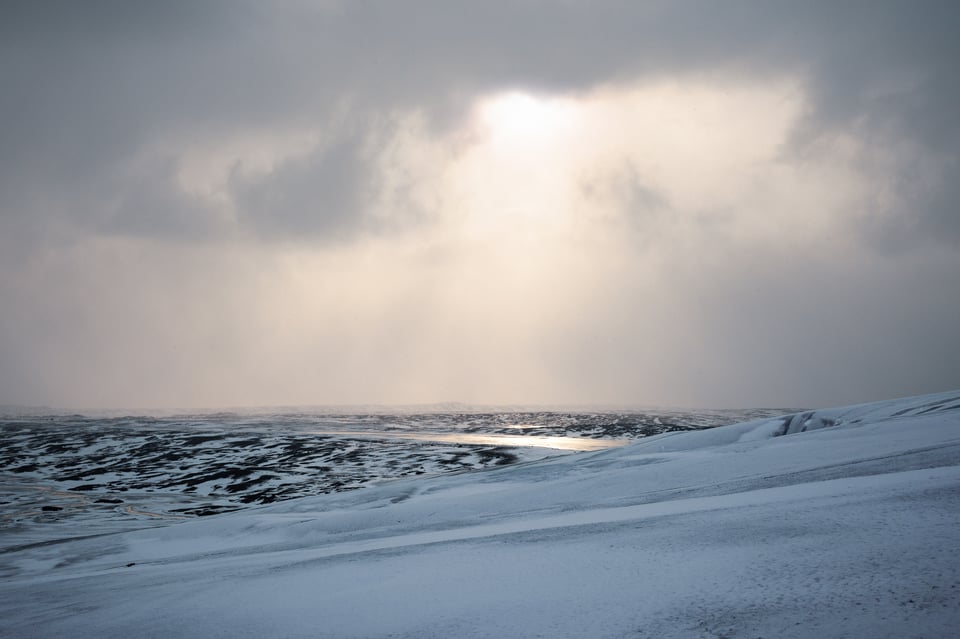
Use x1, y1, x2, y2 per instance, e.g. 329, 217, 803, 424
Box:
477, 92, 581, 149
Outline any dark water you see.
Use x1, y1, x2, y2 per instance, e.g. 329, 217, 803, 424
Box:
0, 408, 793, 544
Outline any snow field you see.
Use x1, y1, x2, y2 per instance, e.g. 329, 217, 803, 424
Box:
1, 391, 958, 638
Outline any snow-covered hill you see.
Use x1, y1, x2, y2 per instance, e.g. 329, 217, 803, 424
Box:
2, 391, 959, 638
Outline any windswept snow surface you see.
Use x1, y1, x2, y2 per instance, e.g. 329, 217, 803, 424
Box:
2, 391, 959, 638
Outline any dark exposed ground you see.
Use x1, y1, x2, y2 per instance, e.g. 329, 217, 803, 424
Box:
0, 408, 792, 542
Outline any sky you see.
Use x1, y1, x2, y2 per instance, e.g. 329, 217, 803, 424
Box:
1, 0, 958, 410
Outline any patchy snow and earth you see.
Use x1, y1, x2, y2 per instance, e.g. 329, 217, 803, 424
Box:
0, 409, 777, 540
1, 392, 959, 638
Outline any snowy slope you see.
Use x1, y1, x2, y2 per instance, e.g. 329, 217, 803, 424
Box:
1, 391, 958, 638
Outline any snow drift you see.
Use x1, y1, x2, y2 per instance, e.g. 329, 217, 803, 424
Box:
2, 391, 959, 638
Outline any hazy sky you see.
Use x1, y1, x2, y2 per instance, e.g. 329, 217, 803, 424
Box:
2, 1, 958, 409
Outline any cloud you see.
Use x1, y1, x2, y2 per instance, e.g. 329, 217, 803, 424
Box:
1, 1, 958, 408
4, 1, 957, 244
230, 124, 377, 241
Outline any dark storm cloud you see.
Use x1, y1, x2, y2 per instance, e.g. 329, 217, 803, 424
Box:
2, 0, 958, 245
230, 126, 375, 241
780, 2, 960, 246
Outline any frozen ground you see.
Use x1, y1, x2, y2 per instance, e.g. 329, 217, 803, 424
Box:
0, 408, 777, 542
1, 392, 959, 638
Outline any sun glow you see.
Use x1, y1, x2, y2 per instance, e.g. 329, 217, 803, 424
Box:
478, 91, 579, 146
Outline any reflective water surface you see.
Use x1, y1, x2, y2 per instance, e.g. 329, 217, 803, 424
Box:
304, 430, 627, 451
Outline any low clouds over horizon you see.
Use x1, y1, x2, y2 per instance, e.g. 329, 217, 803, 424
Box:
2, 1, 958, 409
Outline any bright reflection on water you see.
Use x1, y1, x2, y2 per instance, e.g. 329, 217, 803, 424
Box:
305, 431, 626, 451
